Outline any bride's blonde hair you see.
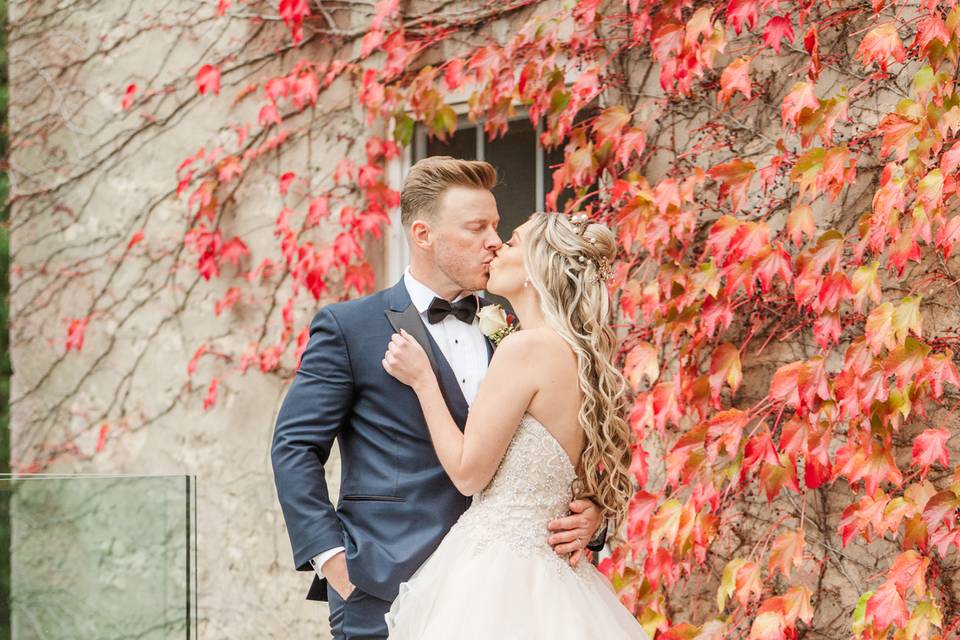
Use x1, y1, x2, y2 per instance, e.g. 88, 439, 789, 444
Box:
522, 212, 634, 531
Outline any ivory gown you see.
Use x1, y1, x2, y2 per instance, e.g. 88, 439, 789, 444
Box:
385, 413, 649, 639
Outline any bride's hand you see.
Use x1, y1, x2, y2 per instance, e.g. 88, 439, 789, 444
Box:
383, 330, 433, 391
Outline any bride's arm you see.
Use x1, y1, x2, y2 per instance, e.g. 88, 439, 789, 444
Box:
383, 329, 537, 496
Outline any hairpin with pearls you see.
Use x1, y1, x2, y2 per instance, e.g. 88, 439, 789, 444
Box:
567, 213, 612, 283
570, 212, 590, 236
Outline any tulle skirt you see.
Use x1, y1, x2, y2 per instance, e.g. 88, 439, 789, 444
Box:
385, 521, 649, 639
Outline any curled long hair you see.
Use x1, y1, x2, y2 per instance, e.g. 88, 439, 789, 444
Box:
522, 212, 634, 531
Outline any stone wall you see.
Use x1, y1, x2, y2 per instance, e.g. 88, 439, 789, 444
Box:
7, 1, 374, 636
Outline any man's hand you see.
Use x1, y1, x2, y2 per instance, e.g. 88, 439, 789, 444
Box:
321, 551, 355, 600
546, 499, 604, 566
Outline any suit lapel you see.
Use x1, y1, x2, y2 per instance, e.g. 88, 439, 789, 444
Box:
421, 331, 470, 429
385, 303, 440, 376
385, 279, 470, 430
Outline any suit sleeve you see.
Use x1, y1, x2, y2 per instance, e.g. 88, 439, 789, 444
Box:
271, 307, 354, 571
586, 520, 608, 552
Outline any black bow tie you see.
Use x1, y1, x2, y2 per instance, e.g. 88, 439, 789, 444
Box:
427, 295, 478, 325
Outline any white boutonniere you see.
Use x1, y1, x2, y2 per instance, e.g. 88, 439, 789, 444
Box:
477, 304, 519, 346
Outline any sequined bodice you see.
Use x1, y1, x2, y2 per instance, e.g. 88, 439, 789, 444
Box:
450, 414, 584, 569
473, 414, 578, 509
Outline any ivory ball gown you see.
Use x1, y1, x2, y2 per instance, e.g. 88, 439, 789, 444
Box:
385, 413, 649, 639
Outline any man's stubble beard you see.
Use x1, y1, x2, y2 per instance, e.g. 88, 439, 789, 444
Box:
435, 248, 487, 294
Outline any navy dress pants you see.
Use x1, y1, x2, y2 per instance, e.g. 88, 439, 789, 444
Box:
327, 587, 391, 640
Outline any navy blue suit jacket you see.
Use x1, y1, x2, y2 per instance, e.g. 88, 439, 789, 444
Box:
271, 279, 492, 603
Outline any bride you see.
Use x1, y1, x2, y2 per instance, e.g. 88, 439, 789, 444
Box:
381, 211, 648, 638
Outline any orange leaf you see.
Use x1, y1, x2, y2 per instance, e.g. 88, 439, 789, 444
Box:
781, 81, 819, 130
876, 113, 920, 160
718, 56, 751, 105
786, 204, 814, 245
624, 342, 660, 390
768, 529, 804, 579
708, 343, 742, 402
856, 23, 905, 70
708, 159, 755, 211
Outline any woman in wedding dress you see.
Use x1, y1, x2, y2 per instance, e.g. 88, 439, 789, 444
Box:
381, 211, 648, 639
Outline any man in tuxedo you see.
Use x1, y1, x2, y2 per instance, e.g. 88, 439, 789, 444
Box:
271, 156, 606, 639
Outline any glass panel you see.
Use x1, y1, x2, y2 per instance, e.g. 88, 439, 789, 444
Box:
425, 125, 477, 161
485, 118, 537, 240
2, 475, 196, 640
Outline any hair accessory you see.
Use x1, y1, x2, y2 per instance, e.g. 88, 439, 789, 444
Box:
570, 212, 589, 235
593, 256, 614, 283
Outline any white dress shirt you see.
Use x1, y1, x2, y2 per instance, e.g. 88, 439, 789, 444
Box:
312, 269, 491, 578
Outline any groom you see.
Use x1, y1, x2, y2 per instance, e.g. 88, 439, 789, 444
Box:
271, 156, 606, 639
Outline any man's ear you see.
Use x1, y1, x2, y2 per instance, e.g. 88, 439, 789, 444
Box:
409, 219, 433, 250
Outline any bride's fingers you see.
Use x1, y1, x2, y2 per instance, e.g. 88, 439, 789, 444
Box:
569, 549, 583, 566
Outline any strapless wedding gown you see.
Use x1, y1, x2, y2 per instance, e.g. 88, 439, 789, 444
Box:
385, 414, 648, 639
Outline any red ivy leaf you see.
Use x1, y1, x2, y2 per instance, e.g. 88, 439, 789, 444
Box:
95, 424, 109, 453
66, 317, 89, 352
214, 287, 241, 316
763, 15, 794, 54
127, 231, 144, 250
279, 171, 296, 195
121, 83, 137, 111
443, 58, 465, 91
866, 581, 909, 630
725, 0, 758, 34
371, 0, 400, 30
361, 29, 386, 58
203, 378, 219, 411
196, 64, 221, 96
912, 428, 950, 475
344, 262, 376, 295
187, 345, 207, 376
258, 103, 281, 127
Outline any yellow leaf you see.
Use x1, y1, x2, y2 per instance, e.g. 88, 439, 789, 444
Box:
892, 295, 923, 344
718, 558, 747, 611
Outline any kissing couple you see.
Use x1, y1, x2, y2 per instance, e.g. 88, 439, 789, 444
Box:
272, 156, 649, 638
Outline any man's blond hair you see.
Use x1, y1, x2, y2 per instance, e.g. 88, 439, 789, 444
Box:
400, 156, 497, 227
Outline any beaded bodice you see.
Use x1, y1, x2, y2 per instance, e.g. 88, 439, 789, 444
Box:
450, 414, 586, 570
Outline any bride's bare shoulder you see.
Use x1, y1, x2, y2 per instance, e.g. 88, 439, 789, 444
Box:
496, 327, 574, 361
